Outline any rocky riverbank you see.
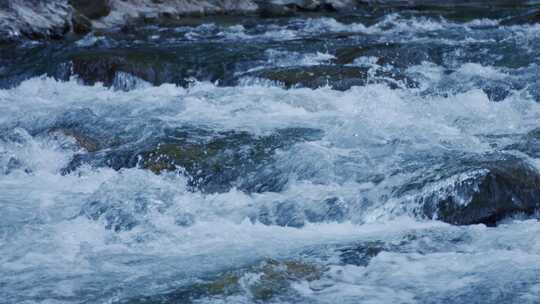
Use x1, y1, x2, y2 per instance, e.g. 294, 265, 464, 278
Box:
2, 0, 540, 42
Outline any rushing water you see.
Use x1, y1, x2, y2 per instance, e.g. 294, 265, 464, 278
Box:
2, 5, 540, 304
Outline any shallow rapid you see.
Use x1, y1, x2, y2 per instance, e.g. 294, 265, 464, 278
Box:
2, 4, 540, 304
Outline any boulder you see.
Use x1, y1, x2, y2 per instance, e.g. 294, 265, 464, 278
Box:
69, 0, 111, 20
68, 47, 241, 88
406, 154, 540, 226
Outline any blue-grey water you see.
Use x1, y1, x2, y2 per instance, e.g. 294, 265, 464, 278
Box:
2, 6, 540, 304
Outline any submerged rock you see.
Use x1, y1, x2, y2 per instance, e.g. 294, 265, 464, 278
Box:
48, 108, 129, 152
123, 259, 325, 303
255, 196, 349, 228
61, 124, 323, 193
337, 240, 386, 266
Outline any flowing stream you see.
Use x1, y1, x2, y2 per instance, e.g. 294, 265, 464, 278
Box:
2, 4, 540, 304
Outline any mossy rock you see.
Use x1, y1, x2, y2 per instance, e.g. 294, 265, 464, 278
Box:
61, 126, 323, 193
138, 127, 323, 192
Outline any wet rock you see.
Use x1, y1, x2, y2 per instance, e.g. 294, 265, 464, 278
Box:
70, 0, 111, 20
245, 65, 369, 90
48, 108, 127, 152
408, 154, 540, 226
70, 51, 173, 87
141, 128, 323, 192
68, 47, 241, 87
51, 127, 100, 152
62, 126, 323, 193
258, 2, 299, 17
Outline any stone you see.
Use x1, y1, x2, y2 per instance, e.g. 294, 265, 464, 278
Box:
68, 48, 238, 88
412, 154, 540, 226
69, 0, 111, 20
245, 65, 369, 90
